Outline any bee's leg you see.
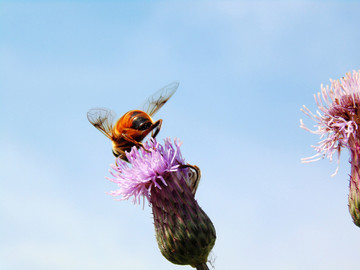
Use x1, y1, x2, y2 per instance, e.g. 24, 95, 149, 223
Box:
112, 149, 128, 163
121, 133, 145, 148
120, 132, 152, 154
120, 123, 161, 155
138, 120, 162, 152
150, 119, 162, 138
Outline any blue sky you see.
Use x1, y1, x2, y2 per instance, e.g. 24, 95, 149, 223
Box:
1, 1, 360, 269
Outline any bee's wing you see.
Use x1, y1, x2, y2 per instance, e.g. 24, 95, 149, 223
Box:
87, 107, 116, 139
142, 81, 179, 117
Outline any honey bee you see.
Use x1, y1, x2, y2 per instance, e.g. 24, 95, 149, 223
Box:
87, 81, 179, 161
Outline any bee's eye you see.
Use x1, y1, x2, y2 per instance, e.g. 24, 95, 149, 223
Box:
132, 117, 151, 130
139, 122, 152, 130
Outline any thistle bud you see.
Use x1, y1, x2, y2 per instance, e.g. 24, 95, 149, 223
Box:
108, 138, 216, 268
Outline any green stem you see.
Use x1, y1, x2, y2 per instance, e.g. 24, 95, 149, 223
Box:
348, 137, 360, 227
195, 263, 209, 270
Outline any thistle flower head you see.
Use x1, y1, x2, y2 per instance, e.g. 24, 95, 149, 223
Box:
301, 70, 360, 174
301, 70, 360, 227
108, 138, 216, 267
107, 138, 187, 204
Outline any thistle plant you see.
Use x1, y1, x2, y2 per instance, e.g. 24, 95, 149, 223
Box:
108, 138, 216, 269
301, 70, 360, 227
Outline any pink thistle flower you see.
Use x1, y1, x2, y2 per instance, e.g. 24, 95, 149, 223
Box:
108, 138, 216, 269
301, 70, 360, 227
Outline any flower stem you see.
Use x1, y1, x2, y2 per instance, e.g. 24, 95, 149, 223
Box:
348, 137, 360, 227
195, 263, 209, 270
